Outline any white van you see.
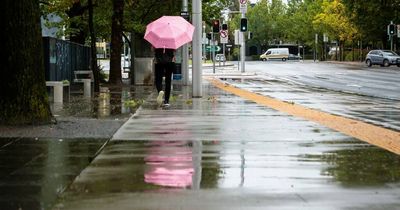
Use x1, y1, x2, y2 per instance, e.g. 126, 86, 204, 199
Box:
260, 48, 289, 61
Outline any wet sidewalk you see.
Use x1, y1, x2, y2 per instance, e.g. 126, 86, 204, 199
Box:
54, 80, 400, 210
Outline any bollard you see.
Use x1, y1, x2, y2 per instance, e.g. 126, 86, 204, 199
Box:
53, 83, 63, 103
82, 79, 91, 97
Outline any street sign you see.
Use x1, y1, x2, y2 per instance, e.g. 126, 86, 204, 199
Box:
239, 0, 247, 13
205, 45, 221, 52
180, 11, 189, 21
220, 30, 228, 44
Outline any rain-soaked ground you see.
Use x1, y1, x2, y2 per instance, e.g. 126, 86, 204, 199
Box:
0, 78, 399, 209
0, 84, 154, 210
51, 85, 153, 119
52, 82, 400, 210
0, 138, 107, 210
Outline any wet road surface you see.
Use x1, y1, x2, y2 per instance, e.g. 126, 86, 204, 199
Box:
244, 61, 400, 100
54, 82, 400, 210
225, 77, 400, 131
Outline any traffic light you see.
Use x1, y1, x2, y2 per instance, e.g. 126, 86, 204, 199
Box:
248, 32, 253, 39
206, 33, 212, 40
389, 24, 396, 35
222, 23, 228, 30
212, 20, 220, 33
240, 18, 248, 32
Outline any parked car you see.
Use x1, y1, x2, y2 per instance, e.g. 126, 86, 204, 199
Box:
288, 54, 302, 60
260, 48, 289, 61
365, 50, 400, 67
215, 54, 226, 62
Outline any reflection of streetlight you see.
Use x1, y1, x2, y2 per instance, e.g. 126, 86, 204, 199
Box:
98, 87, 110, 118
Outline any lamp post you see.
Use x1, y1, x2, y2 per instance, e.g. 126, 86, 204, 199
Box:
192, 0, 202, 97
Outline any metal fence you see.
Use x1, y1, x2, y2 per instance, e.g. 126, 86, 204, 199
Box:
43, 37, 91, 82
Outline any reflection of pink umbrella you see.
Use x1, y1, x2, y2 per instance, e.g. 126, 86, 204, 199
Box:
144, 141, 194, 188
144, 16, 195, 49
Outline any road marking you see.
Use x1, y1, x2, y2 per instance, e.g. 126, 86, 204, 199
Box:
346, 84, 363, 88
208, 78, 400, 155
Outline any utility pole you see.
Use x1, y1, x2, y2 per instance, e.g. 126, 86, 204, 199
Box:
212, 32, 215, 73
181, 0, 189, 85
192, 0, 202, 97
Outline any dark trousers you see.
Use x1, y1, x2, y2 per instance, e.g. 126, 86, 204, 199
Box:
155, 62, 174, 103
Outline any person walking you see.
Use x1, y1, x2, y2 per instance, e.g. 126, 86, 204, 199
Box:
154, 48, 175, 107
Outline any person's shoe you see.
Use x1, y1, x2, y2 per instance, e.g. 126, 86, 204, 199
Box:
156, 91, 164, 106
162, 102, 170, 108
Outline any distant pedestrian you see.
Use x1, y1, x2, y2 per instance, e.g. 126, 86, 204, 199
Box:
154, 48, 175, 107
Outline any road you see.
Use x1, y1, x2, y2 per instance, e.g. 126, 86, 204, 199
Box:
245, 61, 400, 100
215, 61, 400, 131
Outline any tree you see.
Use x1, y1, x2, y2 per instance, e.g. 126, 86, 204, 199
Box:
1, 0, 53, 125
88, 0, 100, 92
108, 0, 124, 85
313, 0, 358, 60
342, 0, 400, 48
246, 0, 288, 48
313, 0, 358, 43
66, 0, 89, 44
246, 0, 272, 47
286, 0, 322, 47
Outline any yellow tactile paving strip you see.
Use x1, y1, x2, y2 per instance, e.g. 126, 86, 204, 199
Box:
208, 78, 400, 155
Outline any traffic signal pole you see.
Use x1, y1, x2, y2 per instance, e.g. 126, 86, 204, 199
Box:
241, 13, 246, 73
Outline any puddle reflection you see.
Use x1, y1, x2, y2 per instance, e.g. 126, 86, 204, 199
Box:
49, 86, 152, 119
144, 141, 195, 188
318, 147, 400, 186
97, 87, 110, 118
0, 138, 106, 210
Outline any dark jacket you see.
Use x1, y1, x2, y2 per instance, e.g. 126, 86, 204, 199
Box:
155, 48, 175, 64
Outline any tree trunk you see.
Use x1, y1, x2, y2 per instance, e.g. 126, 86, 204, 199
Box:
1, 0, 52, 125
130, 32, 135, 85
88, 0, 99, 92
109, 0, 124, 85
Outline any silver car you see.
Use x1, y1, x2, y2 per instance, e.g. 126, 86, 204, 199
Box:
365, 50, 400, 67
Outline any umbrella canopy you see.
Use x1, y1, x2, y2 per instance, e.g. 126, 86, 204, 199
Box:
144, 16, 195, 49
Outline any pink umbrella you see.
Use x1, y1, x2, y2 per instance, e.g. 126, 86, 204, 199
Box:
144, 16, 195, 49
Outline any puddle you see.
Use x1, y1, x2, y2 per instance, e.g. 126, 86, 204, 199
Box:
0, 137, 107, 210
49, 86, 153, 119
58, 139, 400, 196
